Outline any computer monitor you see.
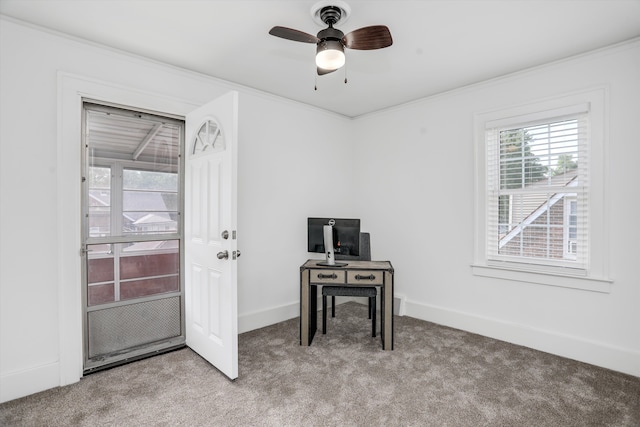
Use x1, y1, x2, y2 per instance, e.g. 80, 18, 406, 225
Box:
307, 217, 360, 258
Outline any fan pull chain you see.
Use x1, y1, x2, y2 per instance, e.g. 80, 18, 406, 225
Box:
344, 54, 348, 84
314, 74, 318, 91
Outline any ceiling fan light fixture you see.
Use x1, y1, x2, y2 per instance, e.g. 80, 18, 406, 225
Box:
316, 39, 345, 70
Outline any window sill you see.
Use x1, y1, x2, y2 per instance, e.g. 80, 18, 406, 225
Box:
471, 264, 612, 293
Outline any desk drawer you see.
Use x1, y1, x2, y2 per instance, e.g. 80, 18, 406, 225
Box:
310, 270, 346, 284
347, 270, 383, 285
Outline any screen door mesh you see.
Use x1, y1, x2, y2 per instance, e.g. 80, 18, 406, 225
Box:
87, 297, 181, 359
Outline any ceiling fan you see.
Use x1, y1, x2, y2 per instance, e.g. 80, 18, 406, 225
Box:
269, 2, 393, 76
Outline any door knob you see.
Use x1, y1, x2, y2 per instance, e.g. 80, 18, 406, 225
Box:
236, 250, 241, 258
217, 250, 229, 260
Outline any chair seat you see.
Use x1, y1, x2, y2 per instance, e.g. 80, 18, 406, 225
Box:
322, 286, 376, 297
322, 285, 377, 337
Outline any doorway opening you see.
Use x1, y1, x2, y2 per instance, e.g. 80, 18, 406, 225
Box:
81, 101, 185, 373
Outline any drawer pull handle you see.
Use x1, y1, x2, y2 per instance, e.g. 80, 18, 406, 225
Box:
318, 273, 337, 279
355, 274, 376, 281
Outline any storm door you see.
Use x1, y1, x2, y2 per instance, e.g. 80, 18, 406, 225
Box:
81, 102, 185, 373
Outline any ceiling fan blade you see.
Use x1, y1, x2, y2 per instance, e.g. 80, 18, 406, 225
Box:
317, 67, 337, 76
269, 26, 319, 44
342, 25, 393, 50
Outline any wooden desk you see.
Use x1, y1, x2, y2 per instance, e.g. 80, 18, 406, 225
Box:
299, 259, 394, 350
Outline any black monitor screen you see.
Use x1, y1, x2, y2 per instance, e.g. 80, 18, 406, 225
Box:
307, 217, 360, 257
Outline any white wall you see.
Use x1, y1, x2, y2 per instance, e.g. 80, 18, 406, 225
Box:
236, 94, 355, 330
0, 18, 354, 402
352, 39, 640, 377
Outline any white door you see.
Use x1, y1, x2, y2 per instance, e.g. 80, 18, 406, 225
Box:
185, 91, 239, 379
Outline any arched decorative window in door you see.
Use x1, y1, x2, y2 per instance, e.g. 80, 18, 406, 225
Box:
192, 120, 225, 155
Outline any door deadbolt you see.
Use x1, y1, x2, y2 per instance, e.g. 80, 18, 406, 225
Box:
221, 230, 229, 240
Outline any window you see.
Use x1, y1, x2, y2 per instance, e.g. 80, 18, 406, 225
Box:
122, 168, 179, 235
488, 116, 587, 269
473, 89, 611, 292
88, 166, 179, 238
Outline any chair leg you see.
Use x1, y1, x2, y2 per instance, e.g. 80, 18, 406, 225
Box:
322, 295, 327, 334
331, 295, 336, 317
368, 297, 372, 319
371, 295, 376, 337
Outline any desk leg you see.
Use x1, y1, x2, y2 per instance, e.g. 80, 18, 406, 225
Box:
380, 285, 385, 348
309, 285, 317, 344
383, 270, 394, 350
300, 270, 317, 346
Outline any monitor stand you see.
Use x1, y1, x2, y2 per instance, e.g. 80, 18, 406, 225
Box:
320, 224, 347, 267
317, 261, 348, 267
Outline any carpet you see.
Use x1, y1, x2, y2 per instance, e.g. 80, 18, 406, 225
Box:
1, 302, 639, 426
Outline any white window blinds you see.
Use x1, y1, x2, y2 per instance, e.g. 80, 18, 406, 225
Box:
486, 107, 589, 271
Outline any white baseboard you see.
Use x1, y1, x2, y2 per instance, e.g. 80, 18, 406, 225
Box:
238, 295, 373, 334
238, 301, 300, 334
238, 293, 409, 335
9, 300, 634, 404
394, 294, 406, 316
405, 299, 640, 378
1, 361, 60, 403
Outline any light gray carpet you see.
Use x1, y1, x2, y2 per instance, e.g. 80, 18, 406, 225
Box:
1, 302, 639, 426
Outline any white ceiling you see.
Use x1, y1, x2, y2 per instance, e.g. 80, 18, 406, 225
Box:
2, 0, 639, 117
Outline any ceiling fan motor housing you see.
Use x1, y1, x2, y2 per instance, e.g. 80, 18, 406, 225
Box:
317, 26, 344, 41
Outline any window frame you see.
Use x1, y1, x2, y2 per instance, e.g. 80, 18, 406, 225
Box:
473, 88, 612, 293
564, 196, 578, 260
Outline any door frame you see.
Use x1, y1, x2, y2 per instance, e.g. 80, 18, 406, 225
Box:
58, 72, 217, 386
